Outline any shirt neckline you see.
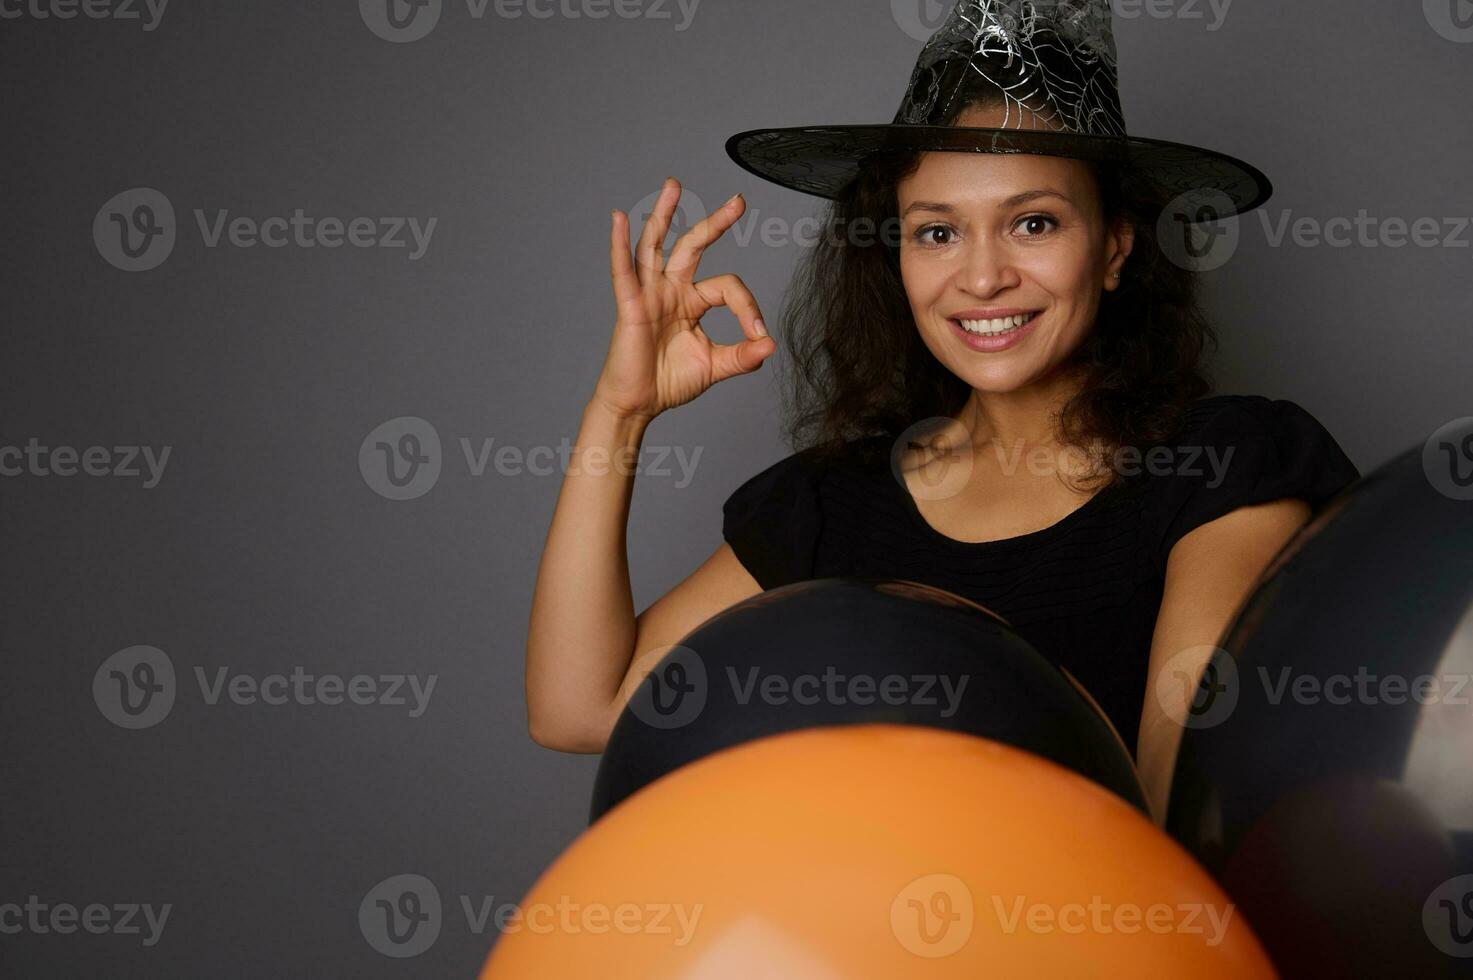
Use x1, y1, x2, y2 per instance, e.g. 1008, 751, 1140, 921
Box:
887, 466, 1118, 550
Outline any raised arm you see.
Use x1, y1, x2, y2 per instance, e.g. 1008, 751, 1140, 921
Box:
524, 178, 775, 752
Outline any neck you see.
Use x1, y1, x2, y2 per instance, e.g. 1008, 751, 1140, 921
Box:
957, 365, 1088, 452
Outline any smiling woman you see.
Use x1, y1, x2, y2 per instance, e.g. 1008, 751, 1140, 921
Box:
524, 0, 1359, 827
710, 6, 1358, 819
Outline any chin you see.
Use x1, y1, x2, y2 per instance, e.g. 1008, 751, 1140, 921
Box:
954, 365, 1039, 394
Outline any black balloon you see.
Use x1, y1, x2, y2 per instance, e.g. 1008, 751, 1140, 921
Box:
591, 577, 1147, 823
1167, 438, 1473, 979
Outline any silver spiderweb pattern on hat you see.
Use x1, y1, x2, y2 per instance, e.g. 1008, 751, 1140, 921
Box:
724, 0, 1274, 220
896, 0, 1125, 137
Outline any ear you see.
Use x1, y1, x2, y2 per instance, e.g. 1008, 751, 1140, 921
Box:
1104, 216, 1135, 288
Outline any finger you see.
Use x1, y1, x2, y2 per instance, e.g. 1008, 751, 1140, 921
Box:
709, 336, 777, 385
635, 177, 680, 277
691, 273, 768, 343
665, 192, 744, 283
609, 209, 642, 310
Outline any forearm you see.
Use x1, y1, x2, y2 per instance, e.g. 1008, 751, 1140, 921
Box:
1134, 714, 1185, 827
525, 398, 651, 747
1137, 498, 1314, 825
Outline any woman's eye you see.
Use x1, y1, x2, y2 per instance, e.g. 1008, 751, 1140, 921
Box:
915, 224, 955, 247
1016, 214, 1059, 237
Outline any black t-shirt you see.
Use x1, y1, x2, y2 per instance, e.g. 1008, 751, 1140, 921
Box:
721, 394, 1361, 757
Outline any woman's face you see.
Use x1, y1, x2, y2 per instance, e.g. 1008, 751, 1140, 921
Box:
895, 104, 1134, 395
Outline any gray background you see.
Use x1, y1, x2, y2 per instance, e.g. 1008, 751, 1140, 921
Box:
1, 0, 1469, 975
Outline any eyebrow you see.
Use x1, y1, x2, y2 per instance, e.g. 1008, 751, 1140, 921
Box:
901, 189, 1073, 218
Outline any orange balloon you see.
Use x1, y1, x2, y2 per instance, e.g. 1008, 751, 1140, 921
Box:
482, 725, 1276, 978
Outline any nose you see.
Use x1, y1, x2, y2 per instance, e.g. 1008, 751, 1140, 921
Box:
955, 240, 1020, 297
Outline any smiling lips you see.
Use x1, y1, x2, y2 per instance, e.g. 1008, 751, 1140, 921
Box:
952, 311, 1041, 337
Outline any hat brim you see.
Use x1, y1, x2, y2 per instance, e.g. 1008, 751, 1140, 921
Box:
725, 125, 1272, 221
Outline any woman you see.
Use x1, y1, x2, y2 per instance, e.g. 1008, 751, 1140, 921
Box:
524, 0, 1358, 823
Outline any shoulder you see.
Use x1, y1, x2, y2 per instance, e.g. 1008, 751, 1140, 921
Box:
1160, 394, 1357, 472
726, 435, 890, 495
1144, 393, 1360, 569
721, 436, 889, 590
723, 443, 833, 507
1168, 393, 1308, 443
720, 441, 850, 590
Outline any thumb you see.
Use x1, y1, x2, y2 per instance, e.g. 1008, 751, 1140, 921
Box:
710, 336, 776, 385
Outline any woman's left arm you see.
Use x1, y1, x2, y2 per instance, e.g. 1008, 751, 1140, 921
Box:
1135, 497, 1313, 825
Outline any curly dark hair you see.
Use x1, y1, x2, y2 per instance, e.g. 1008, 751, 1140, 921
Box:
776, 79, 1217, 493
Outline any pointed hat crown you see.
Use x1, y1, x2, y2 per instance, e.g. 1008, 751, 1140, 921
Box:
894, 0, 1126, 137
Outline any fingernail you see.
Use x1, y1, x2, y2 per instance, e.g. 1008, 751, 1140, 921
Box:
726, 193, 742, 209
754, 318, 767, 337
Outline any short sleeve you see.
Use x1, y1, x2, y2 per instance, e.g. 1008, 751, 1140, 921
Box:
721, 449, 827, 590
1151, 395, 1360, 570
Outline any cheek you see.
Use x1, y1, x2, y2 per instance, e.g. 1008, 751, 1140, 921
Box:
1018, 249, 1090, 295
1025, 258, 1103, 322
900, 253, 946, 311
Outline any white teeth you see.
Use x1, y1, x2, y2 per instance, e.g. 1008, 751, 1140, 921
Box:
957, 313, 1034, 336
